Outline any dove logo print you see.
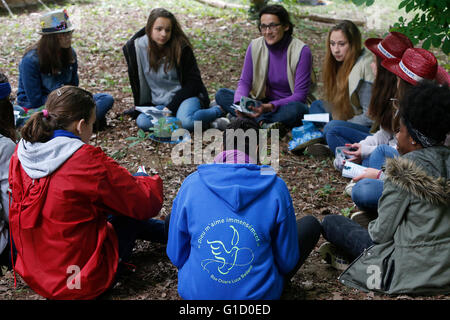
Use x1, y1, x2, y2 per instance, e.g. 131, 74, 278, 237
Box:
199, 219, 258, 285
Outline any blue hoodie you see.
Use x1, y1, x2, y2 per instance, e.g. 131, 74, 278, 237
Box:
166, 163, 299, 300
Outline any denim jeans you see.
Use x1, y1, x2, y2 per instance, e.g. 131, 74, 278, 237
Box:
136, 97, 222, 132
108, 215, 168, 263
323, 120, 371, 155
321, 215, 374, 260
366, 144, 399, 169
215, 88, 309, 128
93, 93, 114, 122
352, 145, 399, 213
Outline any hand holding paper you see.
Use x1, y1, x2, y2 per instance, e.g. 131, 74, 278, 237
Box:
342, 161, 367, 179
352, 168, 381, 182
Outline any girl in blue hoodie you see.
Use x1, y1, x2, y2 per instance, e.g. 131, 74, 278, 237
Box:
167, 118, 321, 299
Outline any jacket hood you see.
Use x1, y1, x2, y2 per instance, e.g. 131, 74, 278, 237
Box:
384, 146, 450, 205
197, 163, 277, 212
17, 137, 84, 179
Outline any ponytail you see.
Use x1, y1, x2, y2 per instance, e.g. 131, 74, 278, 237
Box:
21, 86, 95, 143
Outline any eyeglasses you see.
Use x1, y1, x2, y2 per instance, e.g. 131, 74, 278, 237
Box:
259, 23, 281, 32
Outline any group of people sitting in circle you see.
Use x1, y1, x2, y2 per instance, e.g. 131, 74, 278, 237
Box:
0, 4, 449, 300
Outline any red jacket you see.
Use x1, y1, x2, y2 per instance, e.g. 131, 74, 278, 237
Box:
8, 144, 163, 299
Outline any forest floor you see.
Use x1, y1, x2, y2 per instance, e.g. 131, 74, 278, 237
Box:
0, 0, 448, 301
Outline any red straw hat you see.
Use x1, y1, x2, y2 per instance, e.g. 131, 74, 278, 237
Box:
435, 66, 450, 85
365, 31, 413, 60
381, 48, 449, 85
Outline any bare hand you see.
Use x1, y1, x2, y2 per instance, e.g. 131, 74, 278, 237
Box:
344, 143, 362, 164
352, 168, 381, 182
237, 103, 273, 119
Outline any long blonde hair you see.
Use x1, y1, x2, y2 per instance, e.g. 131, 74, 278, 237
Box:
323, 20, 362, 120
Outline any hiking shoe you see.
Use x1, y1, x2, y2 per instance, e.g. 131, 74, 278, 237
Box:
350, 211, 376, 229
344, 180, 356, 197
318, 242, 350, 271
211, 117, 231, 131
305, 143, 332, 157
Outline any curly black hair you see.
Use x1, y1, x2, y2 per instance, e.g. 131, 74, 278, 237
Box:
400, 80, 450, 145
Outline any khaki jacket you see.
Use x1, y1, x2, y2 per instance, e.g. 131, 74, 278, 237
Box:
339, 146, 450, 295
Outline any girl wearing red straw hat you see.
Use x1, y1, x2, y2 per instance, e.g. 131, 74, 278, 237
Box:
382, 47, 450, 86
344, 44, 450, 227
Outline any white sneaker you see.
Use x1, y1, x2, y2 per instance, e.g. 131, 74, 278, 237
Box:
344, 181, 356, 197
350, 211, 376, 229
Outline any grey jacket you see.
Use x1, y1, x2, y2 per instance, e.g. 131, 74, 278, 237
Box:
339, 146, 450, 295
0, 135, 16, 255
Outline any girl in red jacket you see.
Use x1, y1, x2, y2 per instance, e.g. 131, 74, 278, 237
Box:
8, 85, 165, 299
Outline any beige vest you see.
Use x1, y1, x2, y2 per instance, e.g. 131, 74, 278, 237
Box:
348, 48, 375, 111
250, 37, 312, 100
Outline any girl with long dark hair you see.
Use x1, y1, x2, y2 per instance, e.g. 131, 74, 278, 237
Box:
16, 9, 114, 129
123, 8, 222, 132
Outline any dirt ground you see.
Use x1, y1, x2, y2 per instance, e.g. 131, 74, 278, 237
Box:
0, 0, 448, 301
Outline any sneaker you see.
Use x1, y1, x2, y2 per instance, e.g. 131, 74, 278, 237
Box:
344, 180, 356, 197
350, 211, 376, 229
305, 143, 331, 157
333, 156, 345, 171
318, 242, 350, 271
211, 117, 231, 131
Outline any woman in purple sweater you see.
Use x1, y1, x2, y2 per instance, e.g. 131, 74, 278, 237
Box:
215, 5, 312, 130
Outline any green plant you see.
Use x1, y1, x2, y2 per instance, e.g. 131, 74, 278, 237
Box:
352, 0, 450, 54
248, 0, 269, 20
315, 184, 335, 198
341, 205, 356, 217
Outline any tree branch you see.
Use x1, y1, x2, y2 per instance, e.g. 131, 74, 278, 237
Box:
193, 0, 247, 9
